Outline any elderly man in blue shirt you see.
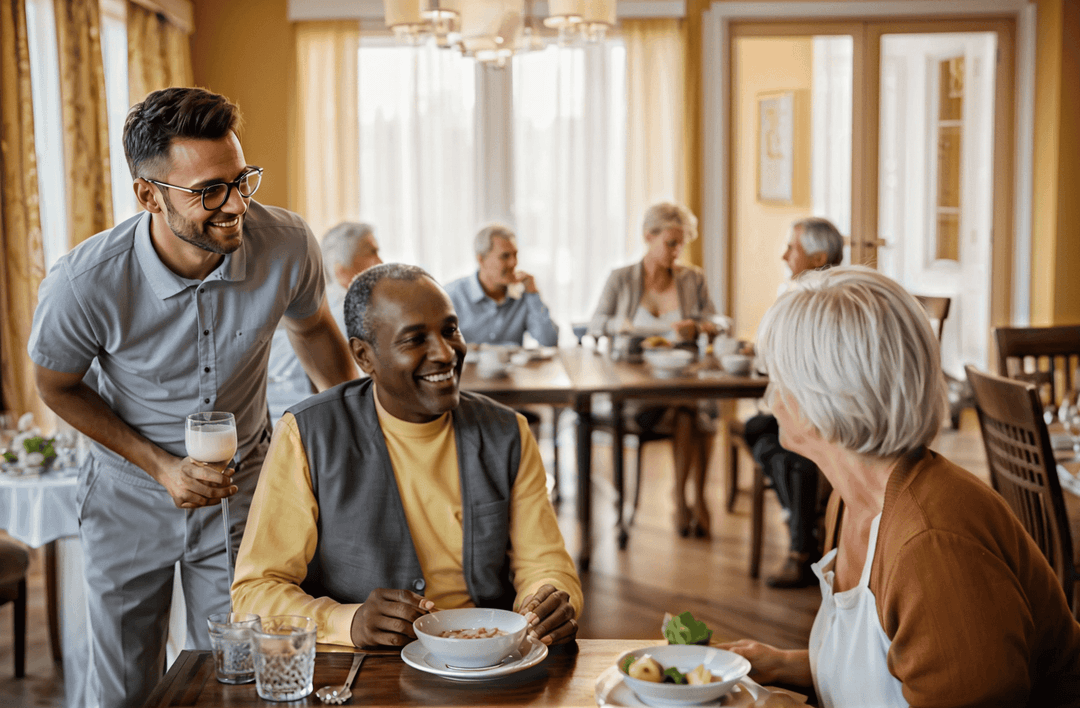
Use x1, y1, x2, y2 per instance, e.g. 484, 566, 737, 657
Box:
445, 224, 559, 347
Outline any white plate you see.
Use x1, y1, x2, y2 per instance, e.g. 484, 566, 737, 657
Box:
595, 666, 759, 707
401, 635, 548, 681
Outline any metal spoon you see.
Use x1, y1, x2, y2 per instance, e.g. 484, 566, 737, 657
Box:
316, 653, 365, 704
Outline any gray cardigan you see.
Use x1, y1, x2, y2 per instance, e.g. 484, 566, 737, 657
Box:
587, 261, 717, 338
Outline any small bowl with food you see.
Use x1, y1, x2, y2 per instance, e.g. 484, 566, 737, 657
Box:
720, 353, 754, 376
618, 644, 751, 705
413, 608, 528, 669
643, 348, 695, 378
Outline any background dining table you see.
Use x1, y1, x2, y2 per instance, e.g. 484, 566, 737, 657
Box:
141, 638, 808, 707
462, 346, 768, 570
0, 466, 90, 706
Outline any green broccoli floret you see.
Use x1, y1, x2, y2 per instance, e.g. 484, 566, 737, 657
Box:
664, 611, 713, 645
2, 451, 16, 463
663, 666, 687, 684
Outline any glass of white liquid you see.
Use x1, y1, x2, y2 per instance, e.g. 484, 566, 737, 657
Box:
186, 411, 239, 588
186, 412, 238, 465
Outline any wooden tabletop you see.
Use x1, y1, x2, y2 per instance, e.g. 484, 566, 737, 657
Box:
143, 639, 661, 707
459, 356, 575, 406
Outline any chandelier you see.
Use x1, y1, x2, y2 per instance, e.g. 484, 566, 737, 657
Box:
382, 0, 616, 66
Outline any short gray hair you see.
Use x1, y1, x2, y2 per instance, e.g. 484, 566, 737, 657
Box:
474, 224, 517, 258
344, 263, 432, 343
642, 202, 698, 242
321, 221, 376, 273
793, 217, 844, 267
757, 265, 946, 457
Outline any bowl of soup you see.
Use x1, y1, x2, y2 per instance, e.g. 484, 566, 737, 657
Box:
413, 608, 527, 669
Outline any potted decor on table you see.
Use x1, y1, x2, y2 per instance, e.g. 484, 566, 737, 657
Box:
1, 413, 57, 476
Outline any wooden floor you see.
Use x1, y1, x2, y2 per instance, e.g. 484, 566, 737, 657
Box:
0, 409, 988, 707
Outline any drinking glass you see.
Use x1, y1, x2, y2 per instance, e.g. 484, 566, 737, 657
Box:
252, 616, 317, 701
186, 412, 238, 586
185, 412, 238, 465
207, 613, 260, 684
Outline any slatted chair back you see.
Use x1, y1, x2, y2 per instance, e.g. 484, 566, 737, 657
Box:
966, 364, 1078, 614
914, 295, 951, 342
994, 325, 1080, 411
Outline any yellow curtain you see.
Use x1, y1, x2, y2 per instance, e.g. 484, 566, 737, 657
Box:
293, 21, 360, 239
0, 0, 49, 420
55, 0, 114, 248
624, 19, 692, 253
127, 2, 194, 106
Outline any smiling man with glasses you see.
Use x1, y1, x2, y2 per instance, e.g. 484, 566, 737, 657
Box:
28, 87, 357, 708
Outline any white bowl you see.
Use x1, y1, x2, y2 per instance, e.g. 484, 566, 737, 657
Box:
720, 354, 754, 376
413, 608, 527, 669
618, 645, 751, 706
643, 349, 694, 377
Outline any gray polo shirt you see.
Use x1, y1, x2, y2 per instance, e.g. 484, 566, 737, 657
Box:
28, 201, 325, 479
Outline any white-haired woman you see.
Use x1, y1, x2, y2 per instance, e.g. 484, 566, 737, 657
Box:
720, 266, 1080, 707
588, 202, 720, 537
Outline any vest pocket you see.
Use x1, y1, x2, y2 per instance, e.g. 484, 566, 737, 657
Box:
471, 499, 510, 548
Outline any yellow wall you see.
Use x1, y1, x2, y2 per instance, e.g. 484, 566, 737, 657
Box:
730, 37, 814, 341
1030, 0, 1080, 325
190, 0, 294, 211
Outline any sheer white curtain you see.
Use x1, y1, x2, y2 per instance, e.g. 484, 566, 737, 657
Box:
358, 41, 478, 283
512, 43, 630, 331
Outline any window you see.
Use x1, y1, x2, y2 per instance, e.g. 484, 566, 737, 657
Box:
25, 0, 68, 270
357, 39, 629, 338
25, 0, 133, 270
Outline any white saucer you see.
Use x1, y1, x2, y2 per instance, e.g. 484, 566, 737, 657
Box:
595, 666, 783, 707
401, 635, 548, 681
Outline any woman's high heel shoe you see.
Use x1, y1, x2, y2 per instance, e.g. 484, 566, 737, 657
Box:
689, 505, 711, 538
673, 505, 691, 537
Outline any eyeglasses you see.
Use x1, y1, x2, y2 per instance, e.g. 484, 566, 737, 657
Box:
142, 167, 264, 211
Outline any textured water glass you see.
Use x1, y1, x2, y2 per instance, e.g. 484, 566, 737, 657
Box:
253, 616, 317, 701
206, 613, 260, 685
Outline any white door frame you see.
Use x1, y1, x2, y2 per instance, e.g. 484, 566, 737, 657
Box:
701, 0, 1035, 324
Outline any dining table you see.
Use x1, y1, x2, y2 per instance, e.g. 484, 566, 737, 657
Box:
141, 638, 807, 707
459, 346, 769, 571
0, 465, 91, 705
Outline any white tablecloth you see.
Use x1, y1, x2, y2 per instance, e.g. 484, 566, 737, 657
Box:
0, 468, 79, 547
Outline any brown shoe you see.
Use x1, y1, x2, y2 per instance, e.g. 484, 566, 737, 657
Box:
765, 553, 816, 589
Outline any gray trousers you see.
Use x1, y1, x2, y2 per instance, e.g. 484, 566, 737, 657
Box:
78, 437, 268, 708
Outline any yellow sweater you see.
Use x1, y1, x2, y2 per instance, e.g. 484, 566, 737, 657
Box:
232, 390, 582, 646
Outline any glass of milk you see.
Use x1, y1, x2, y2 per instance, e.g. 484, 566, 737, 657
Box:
185, 412, 237, 465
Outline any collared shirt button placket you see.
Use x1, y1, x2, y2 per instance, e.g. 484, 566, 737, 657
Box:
196, 286, 216, 411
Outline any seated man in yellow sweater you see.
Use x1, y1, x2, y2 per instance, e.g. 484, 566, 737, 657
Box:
232, 263, 581, 648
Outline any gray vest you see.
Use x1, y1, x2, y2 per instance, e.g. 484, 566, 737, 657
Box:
290, 378, 521, 610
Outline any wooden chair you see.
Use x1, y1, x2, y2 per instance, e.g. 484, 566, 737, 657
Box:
966, 364, 1080, 617
994, 325, 1080, 411
914, 295, 951, 341
0, 539, 29, 677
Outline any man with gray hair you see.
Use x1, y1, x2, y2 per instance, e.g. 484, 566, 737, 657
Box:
745, 216, 844, 588
267, 222, 382, 418
444, 224, 559, 347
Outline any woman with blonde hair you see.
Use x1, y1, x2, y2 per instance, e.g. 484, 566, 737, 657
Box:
720, 266, 1080, 706
588, 202, 720, 536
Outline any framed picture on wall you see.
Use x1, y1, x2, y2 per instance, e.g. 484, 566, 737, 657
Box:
757, 90, 795, 204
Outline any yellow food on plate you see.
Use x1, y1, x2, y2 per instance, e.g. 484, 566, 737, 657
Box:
643, 336, 672, 349
627, 655, 663, 682
686, 663, 715, 685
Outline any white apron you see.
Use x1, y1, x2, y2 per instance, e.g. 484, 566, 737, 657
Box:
808, 513, 908, 708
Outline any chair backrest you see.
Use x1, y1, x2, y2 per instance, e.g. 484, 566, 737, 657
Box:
966, 364, 1077, 608
914, 295, 951, 342
994, 325, 1080, 409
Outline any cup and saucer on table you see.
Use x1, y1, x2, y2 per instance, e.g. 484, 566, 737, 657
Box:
401, 608, 549, 681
